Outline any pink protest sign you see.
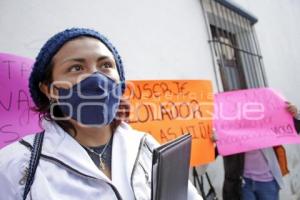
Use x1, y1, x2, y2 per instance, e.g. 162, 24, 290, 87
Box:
0, 52, 41, 149
214, 88, 300, 156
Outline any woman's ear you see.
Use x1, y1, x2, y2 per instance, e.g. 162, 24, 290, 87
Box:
39, 82, 50, 99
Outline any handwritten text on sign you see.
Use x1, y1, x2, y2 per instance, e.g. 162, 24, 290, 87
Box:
123, 80, 214, 166
0, 53, 41, 149
214, 88, 300, 156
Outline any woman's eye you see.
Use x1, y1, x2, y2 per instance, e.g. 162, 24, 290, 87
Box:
69, 65, 83, 72
100, 62, 113, 69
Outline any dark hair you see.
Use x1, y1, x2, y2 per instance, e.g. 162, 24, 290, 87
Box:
34, 61, 130, 137
33, 61, 78, 136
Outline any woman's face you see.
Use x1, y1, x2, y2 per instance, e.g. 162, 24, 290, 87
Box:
41, 37, 120, 99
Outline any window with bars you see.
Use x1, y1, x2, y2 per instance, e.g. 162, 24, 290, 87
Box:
201, 0, 267, 91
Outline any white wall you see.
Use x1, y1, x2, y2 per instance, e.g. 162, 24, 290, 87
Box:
230, 0, 300, 105
0, 0, 216, 83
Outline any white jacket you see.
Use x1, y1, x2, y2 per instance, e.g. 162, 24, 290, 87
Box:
0, 120, 202, 200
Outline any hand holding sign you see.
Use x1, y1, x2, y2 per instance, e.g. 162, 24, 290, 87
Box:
0, 53, 41, 149
214, 88, 300, 156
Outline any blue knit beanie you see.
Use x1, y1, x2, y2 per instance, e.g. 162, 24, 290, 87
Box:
29, 28, 125, 108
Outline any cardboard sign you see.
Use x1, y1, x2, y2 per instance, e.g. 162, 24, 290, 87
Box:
123, 80, 214, 166
214, 88, 300, 156
0, 53, 41, 149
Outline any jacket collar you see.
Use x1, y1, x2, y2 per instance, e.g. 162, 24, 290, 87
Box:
39, 120, 107, 180
25, 120, 145, 194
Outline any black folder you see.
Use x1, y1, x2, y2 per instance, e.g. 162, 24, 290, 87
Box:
151, 133, 192, 200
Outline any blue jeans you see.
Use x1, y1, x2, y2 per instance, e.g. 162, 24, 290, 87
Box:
242, 178, 279, 200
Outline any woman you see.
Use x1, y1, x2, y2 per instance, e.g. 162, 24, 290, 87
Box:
0, 28, 202, 200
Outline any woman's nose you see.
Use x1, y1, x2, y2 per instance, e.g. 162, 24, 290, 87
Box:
76, 64, 99, 82
87, 63, 99, 74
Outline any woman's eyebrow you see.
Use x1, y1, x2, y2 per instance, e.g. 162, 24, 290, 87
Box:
61, 57, 85, 64
61, 56, 111, 64
97, 56, 110, 62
